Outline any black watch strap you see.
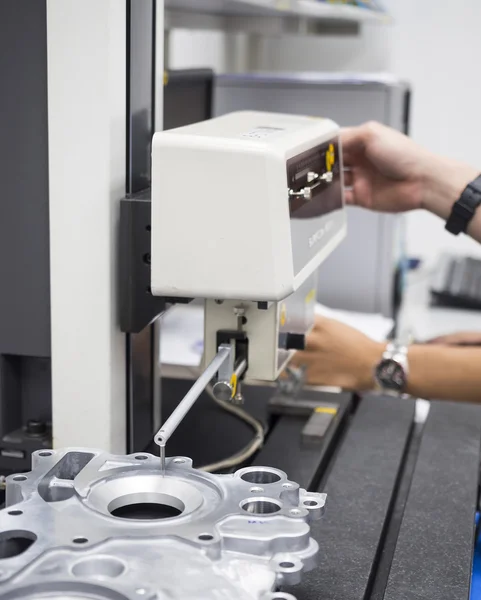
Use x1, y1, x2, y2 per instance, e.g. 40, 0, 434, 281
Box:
445, 174, 481, 235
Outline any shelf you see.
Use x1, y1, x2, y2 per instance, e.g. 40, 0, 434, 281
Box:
164, 0, 389, 36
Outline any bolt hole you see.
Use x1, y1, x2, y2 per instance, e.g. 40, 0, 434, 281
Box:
240, 470, 281, 485
8, 511, 22, 516
12, 476, 27, 482
279, 561, 295, 569
198, 534, 214, 542
282, 483, 293, 489
304, 500, 318, 507
73, 537, 89, 544
143, 253, 151, 265
250, 487, 264, 493
290, 509, 301, 516
39, 451, 52, 457
135, 455, 149, 461
173, 458, 186, 464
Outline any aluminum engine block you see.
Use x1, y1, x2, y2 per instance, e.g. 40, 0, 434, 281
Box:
0, 449, 326, 600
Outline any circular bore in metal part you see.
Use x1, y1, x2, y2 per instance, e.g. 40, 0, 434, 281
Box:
0, 582, 130, 600
173, 458, 186, 464
198, 534, 214, 542
108, 493, 185, 520
250, 487, 264, 493
279, 561, 295, 569
303, 500, 318, 507
240, 470, 281, 485
38, 451, 53, 457
135, 455, 149, 461
86, 474, 207, 521
72, 557, 126, 580
7, 511, 22, 516
12, 476, 27, 482
240, 498, 282, 515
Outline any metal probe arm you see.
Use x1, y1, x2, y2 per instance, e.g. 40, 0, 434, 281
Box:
154, 341, 247, 474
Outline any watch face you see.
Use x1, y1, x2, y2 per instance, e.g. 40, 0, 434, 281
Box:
376, 359, 406, 392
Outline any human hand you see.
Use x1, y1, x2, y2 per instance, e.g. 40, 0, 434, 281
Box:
290, 316, 384, 390
426, 331, 481, 346
342, 122, 478, 216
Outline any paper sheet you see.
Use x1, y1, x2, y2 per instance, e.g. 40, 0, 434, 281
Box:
315, 304, 394, 343
160, 303, 394, 367
160, 304, 204, 367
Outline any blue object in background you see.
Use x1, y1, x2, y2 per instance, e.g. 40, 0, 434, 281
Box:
472, 514, 481, 599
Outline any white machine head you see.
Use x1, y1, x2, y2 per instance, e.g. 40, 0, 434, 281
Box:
151, 111, 346, 383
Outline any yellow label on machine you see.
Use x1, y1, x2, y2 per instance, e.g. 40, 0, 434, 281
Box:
326, 143, 335, 172
315, 406, 338, 416
230, 373, 238, 398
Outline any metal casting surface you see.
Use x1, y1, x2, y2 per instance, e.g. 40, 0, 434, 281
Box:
0, 449, 326, 600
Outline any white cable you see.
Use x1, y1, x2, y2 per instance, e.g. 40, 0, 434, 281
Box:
199, 383, 265, 472
183, 368, 265, 472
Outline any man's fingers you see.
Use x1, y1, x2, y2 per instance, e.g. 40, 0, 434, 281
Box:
343, 169, 353, 187
344, 189, 354, 205
341, 124, 374, 154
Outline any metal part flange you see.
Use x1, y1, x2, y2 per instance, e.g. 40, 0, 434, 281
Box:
0, 449, 327, 600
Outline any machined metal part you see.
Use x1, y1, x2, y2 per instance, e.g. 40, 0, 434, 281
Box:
0, 449, 326, 600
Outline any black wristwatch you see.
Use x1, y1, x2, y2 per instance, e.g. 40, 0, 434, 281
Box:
445, 174, 481, 235
374, 342, 409, 395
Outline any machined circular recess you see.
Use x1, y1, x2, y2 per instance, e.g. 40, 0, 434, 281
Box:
0, 582, 129, 600
85, 473, 208, 521
239, 468, 282, 485
241, 498, 282, 515
71, 556, 126, 580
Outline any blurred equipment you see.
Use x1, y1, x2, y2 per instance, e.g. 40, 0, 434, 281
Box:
215, 72, 411, 317
430, 254, 481, 310
151, 110, 346, 386
163, 68, 214, 131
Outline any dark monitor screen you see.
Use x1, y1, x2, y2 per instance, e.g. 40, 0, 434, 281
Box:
163, 68, 214, 131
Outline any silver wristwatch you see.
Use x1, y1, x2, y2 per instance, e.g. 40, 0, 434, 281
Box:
374, 341, 409, 395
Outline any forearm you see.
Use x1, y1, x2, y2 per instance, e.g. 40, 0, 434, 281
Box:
406, 344, 481, 403
422, 155, 481, 243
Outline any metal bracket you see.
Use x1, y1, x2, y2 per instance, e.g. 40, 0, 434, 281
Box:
119, 192, 192, 334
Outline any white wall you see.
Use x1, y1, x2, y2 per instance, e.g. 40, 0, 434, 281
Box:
384, 0, 481, 263
169, 0, 481, 264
